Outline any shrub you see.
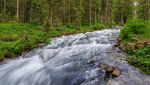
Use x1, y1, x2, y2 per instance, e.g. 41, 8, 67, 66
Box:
128, 46, 150, 74
91, 23, 106, 30
66, 23, 74, 28
119, 19, 147, 40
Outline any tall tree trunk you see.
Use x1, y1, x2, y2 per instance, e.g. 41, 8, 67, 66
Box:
24, 0, 32, 23
19, 0, 22, 23
94, 10, 97, 23
63, 0, 66, 25
49, 0, 52, 25
121, 14, 124, 24
147, 0, 150, 18
133, 0, 137, 19
100, 11, 103, 23
105, 0, 109, 24
3, 0, 5, 10
0, 0, 2, 12
89, 0, 92, 27
100, 0, 105, 24
68, 0, 71, 23
17, 0, 19, 19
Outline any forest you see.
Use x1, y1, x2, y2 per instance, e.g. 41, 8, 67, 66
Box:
0, 0, 150, 84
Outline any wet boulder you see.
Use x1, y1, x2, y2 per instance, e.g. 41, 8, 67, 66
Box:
105, 66, 114, 73
112, 68, 121, 77
104, 66, 121, 78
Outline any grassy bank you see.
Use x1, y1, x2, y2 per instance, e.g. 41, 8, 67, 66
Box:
119, 19, 150, 74
0, 23, 108, 61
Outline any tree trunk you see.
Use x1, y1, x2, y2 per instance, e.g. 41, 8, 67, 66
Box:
100, 0, 105, 24
63, 0, 66, 25
68, 0, 71, 23
19, 0, 22, 23
17, 0, 19, 19
0, 0, 2, 12
148, 0, 150, 17
3, 0, 5, 10
100, 11, 103, 24
89, 0, 92, 27
49, 0, 52, 25
24, 0, 32, 23
105, 0, 109, 24
94, 10, 97, 23
121, 14, 124, 24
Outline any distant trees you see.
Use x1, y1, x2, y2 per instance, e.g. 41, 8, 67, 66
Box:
113, 0, 133, 24
137, 0, 149, 20
0, 0, 149, 26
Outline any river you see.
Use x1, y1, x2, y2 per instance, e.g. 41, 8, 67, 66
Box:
0, 26, 149, 85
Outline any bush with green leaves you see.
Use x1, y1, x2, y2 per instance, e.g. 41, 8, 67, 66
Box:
0, 23, 49, 60
128, 46, 150, 74
119, 19, 147, 40
119, 19, 150, 74
91, 23, 107, 30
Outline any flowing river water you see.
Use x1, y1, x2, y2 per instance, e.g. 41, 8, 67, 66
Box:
0, 26, 150, 85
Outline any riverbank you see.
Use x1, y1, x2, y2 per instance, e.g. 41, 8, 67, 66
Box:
0, 23, 108, 61
117, 19, 150, 74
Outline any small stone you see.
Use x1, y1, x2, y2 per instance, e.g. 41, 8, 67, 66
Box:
106, 50, 112, 53
112, 68, 121, 77
122, 47, 126, 52
116, 49, 121, 52
114, 44, 118, 47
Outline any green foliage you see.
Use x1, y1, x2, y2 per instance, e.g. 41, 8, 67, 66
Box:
91, 23, 107, 30
66, 23, 74, 28
119, 19, 147, 40
120, 19, 150, 74
0, 23, 49, 60
0, 10, 17, 23
128, 46, 150, 74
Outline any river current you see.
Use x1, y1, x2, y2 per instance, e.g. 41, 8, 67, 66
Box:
0, 26, 150, 85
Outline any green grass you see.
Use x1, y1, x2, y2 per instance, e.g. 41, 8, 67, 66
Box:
0, 23, 49, 60
0, 22, 107, 61
119, 19, 150, 74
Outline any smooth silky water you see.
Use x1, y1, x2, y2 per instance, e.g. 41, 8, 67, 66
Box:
0, 26, 150, 85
